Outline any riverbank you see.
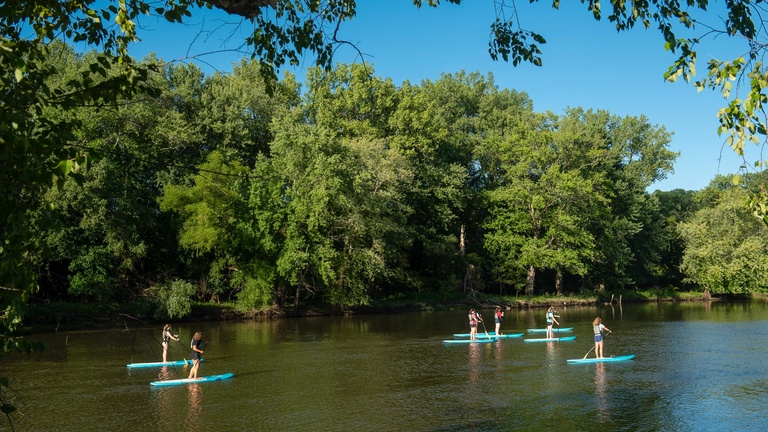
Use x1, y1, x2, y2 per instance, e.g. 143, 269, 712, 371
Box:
20, 288, 729, 334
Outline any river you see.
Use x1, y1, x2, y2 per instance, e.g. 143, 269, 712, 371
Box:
2, 301, 768, 431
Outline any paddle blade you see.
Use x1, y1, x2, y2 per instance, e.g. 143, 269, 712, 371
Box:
583, 346, 595, 359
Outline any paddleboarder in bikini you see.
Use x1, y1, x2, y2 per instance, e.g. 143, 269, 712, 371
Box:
161, 324, 179, 363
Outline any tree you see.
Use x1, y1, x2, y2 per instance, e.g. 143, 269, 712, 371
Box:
248, 106, 413, 307
678, 187, 768, 295
575, 109, 677, 290
160, 151, 252, 304
652, 188, 701, 288
379, 73, 477, 291
478, 105, 677, 295
480, 107, 609, 296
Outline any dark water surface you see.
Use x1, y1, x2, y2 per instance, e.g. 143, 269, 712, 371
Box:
3, 301, 768, 431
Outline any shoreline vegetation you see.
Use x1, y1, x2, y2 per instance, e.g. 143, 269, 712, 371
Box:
21, 290, 755, 335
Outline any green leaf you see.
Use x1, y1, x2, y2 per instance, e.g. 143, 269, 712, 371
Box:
55, 160, 73, 176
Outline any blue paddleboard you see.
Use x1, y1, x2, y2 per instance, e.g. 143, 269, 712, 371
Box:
523, 336, 576, 343
443, 338, 496, 344
478, 333, 524, 339
452, 332, 523, 339
453, 332, 499, 337
127, 359, 202, 368
526, 327, 573, 333
150, 372, 234, 387
567, 354, 635, 364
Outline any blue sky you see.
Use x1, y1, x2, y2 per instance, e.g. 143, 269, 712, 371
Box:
128, 1, 752, 192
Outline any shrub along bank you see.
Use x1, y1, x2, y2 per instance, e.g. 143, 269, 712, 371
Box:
21, 289, 720, 334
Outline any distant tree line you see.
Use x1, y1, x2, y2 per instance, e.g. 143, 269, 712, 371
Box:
20, 42, 766, 319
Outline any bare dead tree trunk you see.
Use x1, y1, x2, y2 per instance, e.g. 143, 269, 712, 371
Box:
459, 224, 466, 256
555, 269, 563, 296
525, 265, 536, 296
463, 264, 475, 294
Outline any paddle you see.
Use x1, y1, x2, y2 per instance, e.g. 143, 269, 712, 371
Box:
177, 338, 188, 367
480, 316, 491, 339
551, 309, 560, 337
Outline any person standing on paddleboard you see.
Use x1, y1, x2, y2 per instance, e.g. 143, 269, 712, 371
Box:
468, 309, 482, 340
161, 324, 179, 363
188, 331, 205, 379
494, 307, 504, 335
546, 307, 560, 339
592, 317, 612, 358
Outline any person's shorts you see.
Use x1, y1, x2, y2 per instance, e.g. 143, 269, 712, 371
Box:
594, 334, 604, 343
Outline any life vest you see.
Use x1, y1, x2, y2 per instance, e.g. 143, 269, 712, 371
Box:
593, 324, 603, 336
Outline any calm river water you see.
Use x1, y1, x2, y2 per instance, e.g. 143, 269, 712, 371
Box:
3, 301, 768, 431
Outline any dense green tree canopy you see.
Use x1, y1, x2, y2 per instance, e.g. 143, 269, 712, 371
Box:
679, 184, 768, 294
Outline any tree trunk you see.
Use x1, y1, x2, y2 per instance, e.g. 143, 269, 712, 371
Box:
199, 274, 208, 300
463, 264, 475, 293
459, 224, 466, 255
275, 284, 285, 308
555, 269, 563, 296
525, 265, 536, 296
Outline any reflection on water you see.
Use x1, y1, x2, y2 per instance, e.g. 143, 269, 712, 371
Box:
156, 366, 172, 381
5, 301, 768, 431
467, 341, 482, 382
544, 340, 557, 362
491, 338, 505, 365
186, 384, 203, 429
153, 379, 172, 430
594, 361, 609, 424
